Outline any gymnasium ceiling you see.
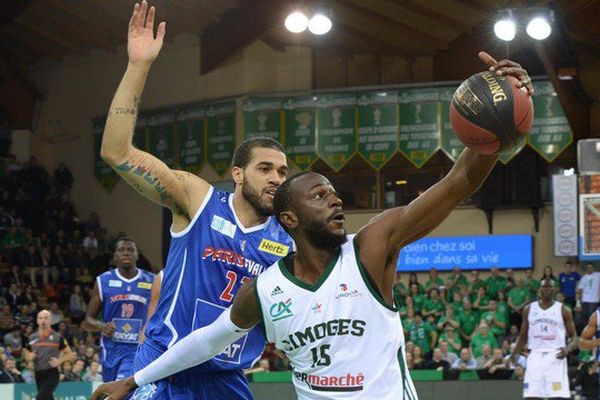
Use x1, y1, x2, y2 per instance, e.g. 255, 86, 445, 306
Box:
0, 0, 599, 133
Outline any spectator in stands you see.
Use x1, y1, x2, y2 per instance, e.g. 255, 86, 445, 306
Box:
486, 267, 508, 300
577, 262, 600, 323
501, 324, 520, 345
0, 356, 24, 383
69, 284, 87, 322
542, 265, 560, 289
83, 360, 103, 382
3, 326, 22, 351
480, 348, 511, 379
412, 346, 426, 369
508, 277, 529, 327
83, 231, 98, 251
21, 360, 35, 383
425, 348, 450, 371
437, 305, 460, 332
424, 268, 444, 293
409, 283, 426, 314
451, 348, 477, 371
523, 268, 540, 299
468, 270, 485, 295
408, 272, 424, 294
470, 322, 498, 357
504, 269, 515, 290
0, 305, 14, 334
475, 344, 493, 369
447, 266, 468, 296
458, 298, 479, 341
559, 260, 580, 307
439, 323, 462, 355
408, 313, 437, 357
4, 283, 23, 312
480, 299, 507, 339
472, 286, 490, 313
49, 302, 65, 328
422, 288, 444, 323
511, 364, 525, 381
68, 359, 85, 382
438, 340, 458, 365
2, 226, 25, 266
53, 162, 73, 195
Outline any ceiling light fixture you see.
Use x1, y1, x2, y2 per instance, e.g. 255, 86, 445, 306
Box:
308, 14, 332, 35
492, 7, 554, 42
284, 11, 309, 33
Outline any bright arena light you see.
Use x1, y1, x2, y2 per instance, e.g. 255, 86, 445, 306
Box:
526, 17, 552, 40
308, 14, 332, 35
284, 11, 309, 33
494, 19, 516, 41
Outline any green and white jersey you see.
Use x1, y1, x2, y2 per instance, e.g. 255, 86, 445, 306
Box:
254, 237, 418, 400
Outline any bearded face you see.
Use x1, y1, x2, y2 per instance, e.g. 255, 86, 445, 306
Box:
300, 209, 347, 249
242, 176, 274, 217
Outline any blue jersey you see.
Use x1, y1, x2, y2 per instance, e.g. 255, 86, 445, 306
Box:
143, 188, 293, 372
98, 268, 155, 368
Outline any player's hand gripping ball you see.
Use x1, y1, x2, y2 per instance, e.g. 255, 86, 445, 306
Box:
450, 71, 534, 154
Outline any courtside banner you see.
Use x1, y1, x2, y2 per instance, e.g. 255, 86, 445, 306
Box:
397, 234, 533, 272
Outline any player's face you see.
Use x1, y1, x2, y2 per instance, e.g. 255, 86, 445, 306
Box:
115, 241, 138, 268
294, 173, 347, 248
37, 311, 50, 329
239, 147, 288, 217
540, 280, 554, 299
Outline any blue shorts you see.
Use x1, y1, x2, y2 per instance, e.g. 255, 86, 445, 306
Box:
131, 340, 254, 400
103, 352, 135, 382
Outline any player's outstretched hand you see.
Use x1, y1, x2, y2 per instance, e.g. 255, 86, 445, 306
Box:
90, 377, 137, 400
478, 51, 534, 95
556, 347, 568, 360
128, 0, 166, 65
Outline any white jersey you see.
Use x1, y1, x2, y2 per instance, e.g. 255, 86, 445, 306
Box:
527, 301, 566, 352
255, 237, 417, 400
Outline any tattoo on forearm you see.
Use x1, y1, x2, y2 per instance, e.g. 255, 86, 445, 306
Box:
114, 107, 137, 115
116, 155, 174, 203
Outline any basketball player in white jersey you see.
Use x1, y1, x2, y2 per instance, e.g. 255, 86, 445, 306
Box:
92, 56, 534, 400
510, 278, 577, 400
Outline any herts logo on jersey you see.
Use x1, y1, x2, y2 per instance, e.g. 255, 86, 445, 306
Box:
258, 239, 289, 257
202, 247, 266, 276
295, 371, 365, 393
137, 282, 152, 290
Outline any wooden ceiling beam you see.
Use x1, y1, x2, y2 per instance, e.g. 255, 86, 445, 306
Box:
44, 0, 123, 43
25, 4, 116, 51
2, 27, 63, 60
399, 0, 472, 32
335, 23, 411, 56
336, 0, 447, 49
200, 0, 286, 74
14, 18, 88, 56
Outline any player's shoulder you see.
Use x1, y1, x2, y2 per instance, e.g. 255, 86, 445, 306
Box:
97, 269, 116, 281
139, 269, 155, 281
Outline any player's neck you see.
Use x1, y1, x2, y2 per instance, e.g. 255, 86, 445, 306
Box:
538, 299, 554, 309
117, 266, 138, 280
231, 192, 268, 228
290, 244, 340, 285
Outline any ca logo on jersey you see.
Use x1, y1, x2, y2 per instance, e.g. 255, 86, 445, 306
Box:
270, 298, 293, 321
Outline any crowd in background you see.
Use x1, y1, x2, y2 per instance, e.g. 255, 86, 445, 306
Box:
0, 154, 598, 398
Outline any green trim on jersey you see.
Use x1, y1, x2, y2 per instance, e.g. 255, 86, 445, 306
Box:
397, 346, 417, 400
277, 248, 341, 292
353, 236, 397, 312
253, 278, 268, 340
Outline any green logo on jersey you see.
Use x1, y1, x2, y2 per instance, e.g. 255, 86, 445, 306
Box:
270, 298, 293, 321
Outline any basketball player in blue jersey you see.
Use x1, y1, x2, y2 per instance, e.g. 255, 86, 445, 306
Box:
83, 238, 155, 382
580, 307, 600, 396
99, 2, 292, 398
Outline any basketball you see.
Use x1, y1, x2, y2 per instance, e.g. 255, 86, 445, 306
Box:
450, 71, 534, 154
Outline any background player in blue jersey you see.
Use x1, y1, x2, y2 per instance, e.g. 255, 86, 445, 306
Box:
99, 2, 293, 398
83, 238, 155, 382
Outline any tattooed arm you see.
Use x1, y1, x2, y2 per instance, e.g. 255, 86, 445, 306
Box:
101, 1, 209, 227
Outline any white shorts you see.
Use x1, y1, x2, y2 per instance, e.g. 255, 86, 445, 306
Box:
523, 351, 570, 399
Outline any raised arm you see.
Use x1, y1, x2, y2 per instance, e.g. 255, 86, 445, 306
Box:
90, 280, 262, 400
101, 1, 209, 227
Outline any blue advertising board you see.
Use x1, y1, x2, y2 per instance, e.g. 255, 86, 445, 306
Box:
397, 234, 533, 272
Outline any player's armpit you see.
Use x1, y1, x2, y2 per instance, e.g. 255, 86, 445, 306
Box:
110, 148, 209, 217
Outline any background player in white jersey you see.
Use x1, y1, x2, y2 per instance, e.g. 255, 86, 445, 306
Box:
510, 278, 578, 400
83, 238, 154, 382
580, 306, 600, 399
91, 54, 536, 398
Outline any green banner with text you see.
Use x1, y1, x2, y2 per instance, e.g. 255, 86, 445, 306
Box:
283, 96, 318, 170
243, 97, 282, 140
316, 94, 357, 171
398, 88, 442, 168
177, 104, 206, 174
438, 86, 465, 162
92, 117, 119, 192
206, 101, 236, 176
357, 91, 399, 170
528, 81, 572, 162
147, 110, 176, 168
